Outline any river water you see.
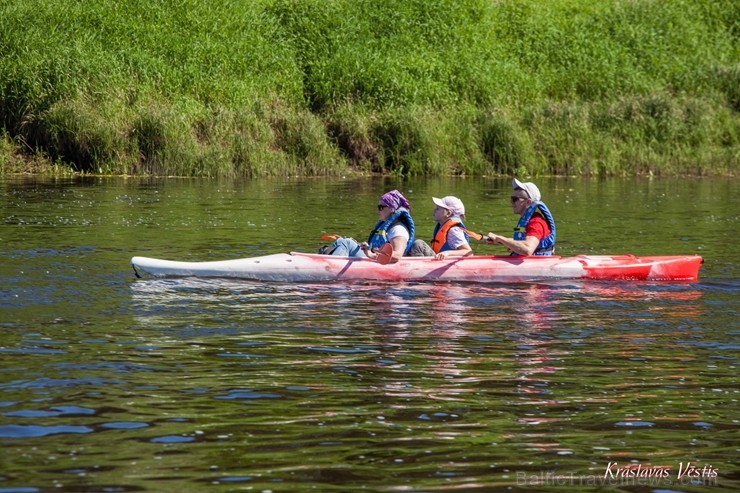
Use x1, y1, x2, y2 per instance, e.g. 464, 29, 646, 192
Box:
1, 176, 738, 493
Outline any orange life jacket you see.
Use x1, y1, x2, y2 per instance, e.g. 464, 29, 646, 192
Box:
430, 219, 465, 254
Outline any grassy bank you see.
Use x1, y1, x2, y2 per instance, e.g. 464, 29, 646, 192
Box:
1, 0, 737, 177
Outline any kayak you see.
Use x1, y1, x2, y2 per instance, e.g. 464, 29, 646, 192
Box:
130, 252, 703, 283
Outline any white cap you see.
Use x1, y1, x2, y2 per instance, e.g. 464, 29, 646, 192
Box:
512, 178, 541, 201
432, 196, 465, 216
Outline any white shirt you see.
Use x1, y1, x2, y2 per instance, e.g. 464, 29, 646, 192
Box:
387, 223, 410, 242
446, 224, 469, 249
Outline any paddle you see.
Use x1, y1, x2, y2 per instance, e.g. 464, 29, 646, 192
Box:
375, 242, 394, 265
321, 234, 342, 241
464, 229, 486, 242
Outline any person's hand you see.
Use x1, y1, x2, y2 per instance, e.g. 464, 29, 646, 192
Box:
434, 251, 448, 260
486, 233, 498, 244
360, 242, 376, 258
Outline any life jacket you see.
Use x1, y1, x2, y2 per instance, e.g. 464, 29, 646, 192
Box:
513, 201, 556, 256
367, 208, 416, 254
430, 218, 469, 253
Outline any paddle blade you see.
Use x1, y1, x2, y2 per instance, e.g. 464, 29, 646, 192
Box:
464, 229, 484, 241
320, 234, 342, 241
376, 243, 394, 265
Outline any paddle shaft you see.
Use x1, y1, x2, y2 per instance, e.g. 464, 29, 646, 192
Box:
464, 229, 486, 242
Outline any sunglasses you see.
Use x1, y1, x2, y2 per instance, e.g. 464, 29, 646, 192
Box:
511, 196, 526, 203
377, 204, 389, 211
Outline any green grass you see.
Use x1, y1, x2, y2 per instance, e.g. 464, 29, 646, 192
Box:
0, 0, 737, 176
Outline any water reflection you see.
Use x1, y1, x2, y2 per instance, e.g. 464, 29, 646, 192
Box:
128, 278, 710, 420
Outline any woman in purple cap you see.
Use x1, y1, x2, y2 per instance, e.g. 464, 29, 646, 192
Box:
321, 190, 416, 264
483, 178, 556, 256
408, 196, 472, 259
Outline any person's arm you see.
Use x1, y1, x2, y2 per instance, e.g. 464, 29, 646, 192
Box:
434, 244, 471, 260
388, 235, 407, 263
485, 233, 539, 256
486, 216, 548, 256
434, 226, 472, 259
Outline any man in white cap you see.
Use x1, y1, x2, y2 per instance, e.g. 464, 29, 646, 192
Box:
408, 196, 472, 259
483, 178, 557, 256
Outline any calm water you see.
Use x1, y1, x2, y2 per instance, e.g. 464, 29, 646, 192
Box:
1, 176, 738, 493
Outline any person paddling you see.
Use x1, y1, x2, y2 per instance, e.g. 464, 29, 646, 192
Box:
483, 179, 556, 256
409, 196, 472, 259
320, 190, 415, 264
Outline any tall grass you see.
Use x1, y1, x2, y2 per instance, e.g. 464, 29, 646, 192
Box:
0, 0, 737, 176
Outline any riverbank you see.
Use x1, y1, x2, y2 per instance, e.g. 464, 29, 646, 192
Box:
1, 0, 737, 177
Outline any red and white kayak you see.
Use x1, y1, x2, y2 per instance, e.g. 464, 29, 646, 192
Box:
131, 252, 703, 283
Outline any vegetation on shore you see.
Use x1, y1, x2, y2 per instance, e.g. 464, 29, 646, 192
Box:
1, 0, 737, 177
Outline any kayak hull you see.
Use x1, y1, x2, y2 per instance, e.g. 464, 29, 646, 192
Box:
131, 253, 702, 283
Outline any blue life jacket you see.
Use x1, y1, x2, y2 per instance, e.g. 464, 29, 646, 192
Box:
431, 218, 469, 253
513, 202, 556, 256
367, 208, 416, 254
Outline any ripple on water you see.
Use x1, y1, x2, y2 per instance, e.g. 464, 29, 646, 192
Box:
214, 389, 282, 400
218, 476, 252, 483
0, 424, 94, 438
99, 422, 150, 430
0, 377, 124, 390
3, 406, 95, 418
150, 435, 196, 443
614, 421, 655, 428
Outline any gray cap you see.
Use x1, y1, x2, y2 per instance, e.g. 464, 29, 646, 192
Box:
513, 178, 541, 201
432, 196, 465, 216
